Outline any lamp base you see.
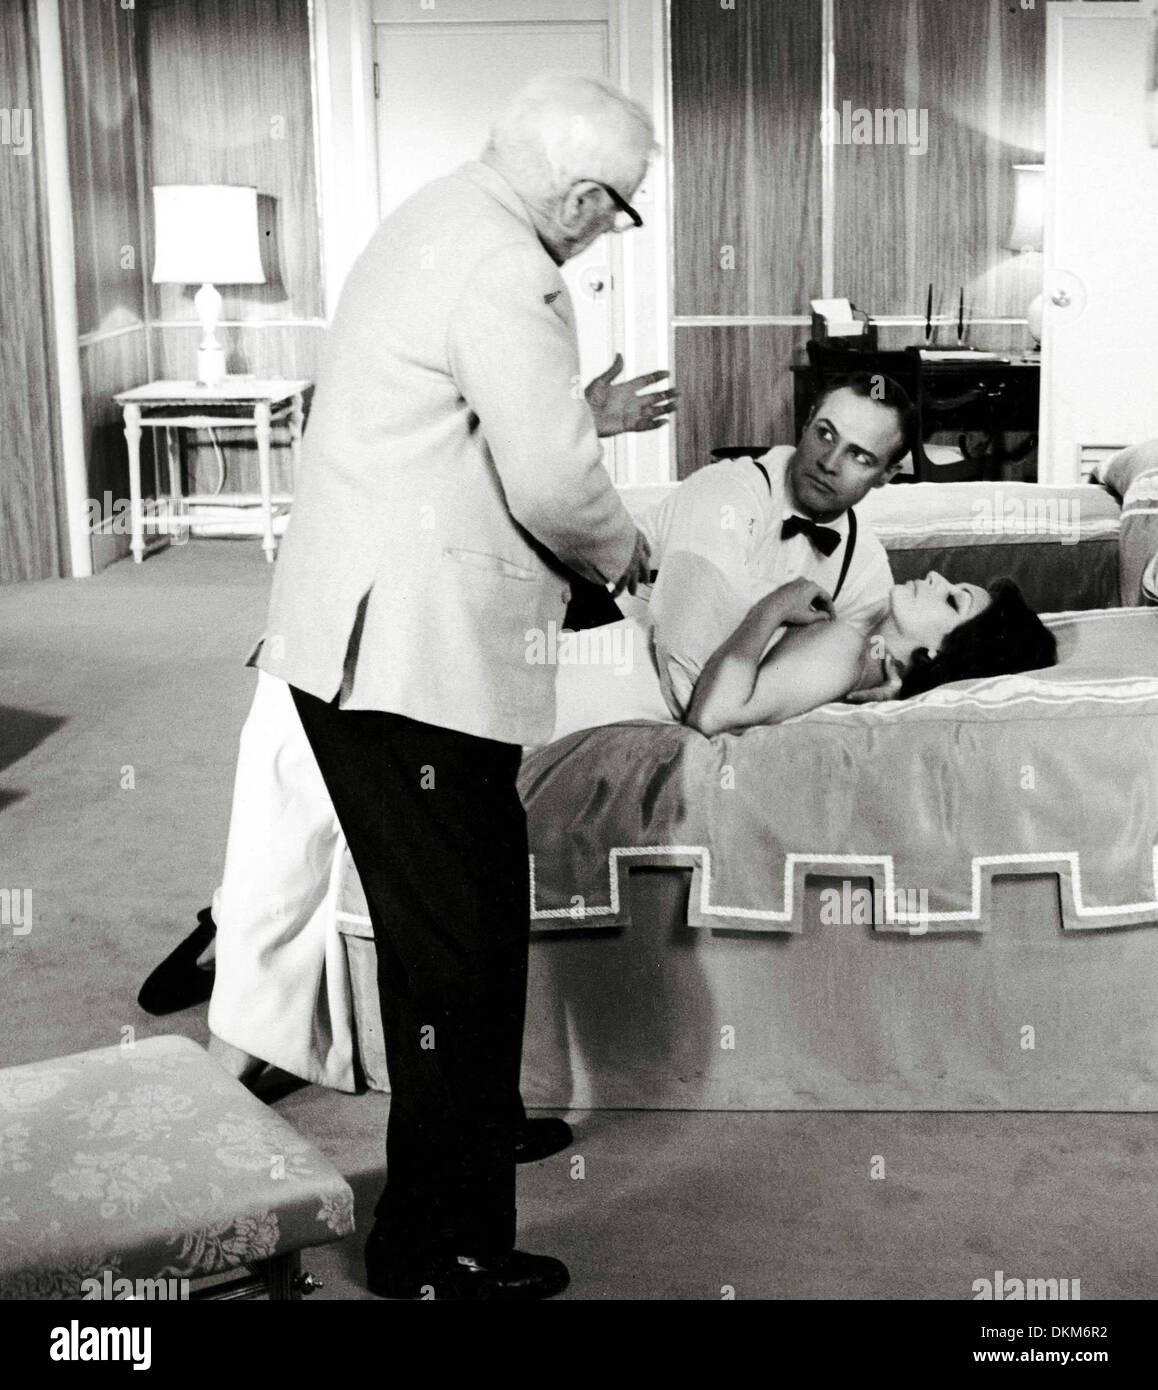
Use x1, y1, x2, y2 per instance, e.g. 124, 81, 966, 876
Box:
193, 282, 227, 385
1026, 292, 1043, 347
196, 345, 227, 386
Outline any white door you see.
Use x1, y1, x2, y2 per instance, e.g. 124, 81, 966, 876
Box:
374, 14, 625, 478
1041, 1, 1158, 482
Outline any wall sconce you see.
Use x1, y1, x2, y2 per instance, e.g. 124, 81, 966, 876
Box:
1007, 164, 1044, 255
151, 185, 266, 385
1007, 163, 1044, 344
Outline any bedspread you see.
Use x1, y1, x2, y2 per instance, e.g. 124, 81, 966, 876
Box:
518, 607, 1158, 935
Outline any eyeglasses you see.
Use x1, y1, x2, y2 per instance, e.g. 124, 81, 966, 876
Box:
581, 179, 644, 232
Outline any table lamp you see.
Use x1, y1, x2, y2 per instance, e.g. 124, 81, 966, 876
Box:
151, 185, 266, 386
1007, 164, 1044, 345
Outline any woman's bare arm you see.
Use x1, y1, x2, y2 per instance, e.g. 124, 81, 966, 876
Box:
685, 582, 867, 735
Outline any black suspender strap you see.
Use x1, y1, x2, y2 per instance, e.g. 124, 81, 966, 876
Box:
832, 508, 857, 603
749, 457, 858, 605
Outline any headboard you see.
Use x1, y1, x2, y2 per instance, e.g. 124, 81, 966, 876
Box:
618, 476, 1123, 612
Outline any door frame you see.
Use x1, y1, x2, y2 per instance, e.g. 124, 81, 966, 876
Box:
310, 0, 673, 482
34, 0, 93, 578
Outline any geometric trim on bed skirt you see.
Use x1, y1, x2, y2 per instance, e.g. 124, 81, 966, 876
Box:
526, 843, 1158, 935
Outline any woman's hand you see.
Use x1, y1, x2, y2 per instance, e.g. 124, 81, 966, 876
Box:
758, 578, 835, 627
844, 652, 905, 704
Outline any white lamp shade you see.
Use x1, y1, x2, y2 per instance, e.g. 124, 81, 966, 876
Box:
1007, 164, 1044, 253
151, 184, 266, 285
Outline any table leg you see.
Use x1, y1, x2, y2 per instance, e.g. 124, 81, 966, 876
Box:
123, 403, 144, 563
289, 392, 303, 491
165, 426, 184, 542
255, 401, 276, 562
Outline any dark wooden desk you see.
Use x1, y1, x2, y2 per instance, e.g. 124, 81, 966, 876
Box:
790, 345, 1041, 482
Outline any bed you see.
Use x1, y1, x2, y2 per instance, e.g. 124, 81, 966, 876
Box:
334, 449, 1158, 1110
511, 605, 1158, 1111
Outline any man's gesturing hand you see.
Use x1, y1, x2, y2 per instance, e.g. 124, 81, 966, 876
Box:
586, 354, 679, 437
611, 528, 653, 597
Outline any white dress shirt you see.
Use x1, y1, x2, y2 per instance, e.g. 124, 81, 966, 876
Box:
638, 450, 894, 716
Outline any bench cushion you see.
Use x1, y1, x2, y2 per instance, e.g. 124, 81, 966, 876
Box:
0, 1035, 354, 1299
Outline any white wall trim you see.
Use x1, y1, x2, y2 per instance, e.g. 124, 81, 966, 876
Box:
820, 0, 835, 299
311, 0, 379, 317
616, 0, 671, 483
674, 315, 1029, 329
77, 321, 147, 349
35, 0, 93, 578
151, 319, 329, 330
373, 0, 610, 20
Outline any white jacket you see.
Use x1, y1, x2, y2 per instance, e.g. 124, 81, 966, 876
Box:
258, 160, 637, 745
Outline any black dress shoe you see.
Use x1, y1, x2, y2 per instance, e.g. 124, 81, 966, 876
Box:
366, 1244, 570, 1301
137, 908, 216, 1015
515, 1117, 573, 1164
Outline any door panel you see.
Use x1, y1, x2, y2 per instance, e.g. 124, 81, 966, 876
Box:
375, 19, 622, 476
1042, 6, 1158, 482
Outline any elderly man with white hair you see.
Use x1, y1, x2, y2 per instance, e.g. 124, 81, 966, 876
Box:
236, 71, 660, 1300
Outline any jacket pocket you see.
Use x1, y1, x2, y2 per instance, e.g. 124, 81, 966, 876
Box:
443, 547, 537, 582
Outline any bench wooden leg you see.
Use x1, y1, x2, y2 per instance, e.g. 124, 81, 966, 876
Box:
263, 1249, 302, 1301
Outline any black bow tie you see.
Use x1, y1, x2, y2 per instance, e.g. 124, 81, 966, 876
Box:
781, 515, 842, 558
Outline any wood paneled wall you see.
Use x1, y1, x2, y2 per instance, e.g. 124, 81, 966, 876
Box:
671, 0, 1045, 477
61, 0, 147, 338
674, 324, 811, 460
0, 0, 68, 583
138, 0, 324, 492
672, 0, 822, 318
140, 0, 323, 324
60, 0, 157, 553
834, 0, 1044, 317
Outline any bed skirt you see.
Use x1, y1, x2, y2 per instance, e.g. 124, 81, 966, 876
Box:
515, 867, 1158, 1111
334, 860, 1158, 1110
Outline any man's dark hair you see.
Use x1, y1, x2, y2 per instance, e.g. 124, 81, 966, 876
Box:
898, 578, 1058, 699
810, 372, 918, 468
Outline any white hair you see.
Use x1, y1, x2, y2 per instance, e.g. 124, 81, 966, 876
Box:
484, 70, 657, 207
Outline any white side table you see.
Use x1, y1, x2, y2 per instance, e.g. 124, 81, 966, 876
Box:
114, 378, 311, 564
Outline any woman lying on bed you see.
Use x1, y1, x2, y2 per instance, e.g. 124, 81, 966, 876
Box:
679, 567, 1056, 735
548, 557, 1058, 742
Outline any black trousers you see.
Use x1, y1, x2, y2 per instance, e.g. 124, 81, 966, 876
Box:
291, 686, 530, 1266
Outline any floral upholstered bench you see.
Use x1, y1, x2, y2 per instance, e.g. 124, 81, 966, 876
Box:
0, 1034, 354, 1300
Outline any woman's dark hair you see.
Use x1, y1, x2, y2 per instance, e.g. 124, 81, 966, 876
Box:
898, 578, 1058, 700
